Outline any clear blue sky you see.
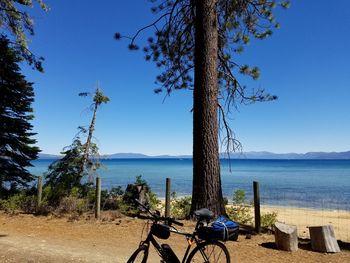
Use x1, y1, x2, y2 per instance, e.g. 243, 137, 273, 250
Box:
22, 0, 350, 155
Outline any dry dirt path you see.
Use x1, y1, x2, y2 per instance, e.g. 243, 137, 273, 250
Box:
0, 212, 349, 263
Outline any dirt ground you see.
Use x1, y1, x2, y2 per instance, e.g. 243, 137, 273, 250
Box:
0, 211, 349, 263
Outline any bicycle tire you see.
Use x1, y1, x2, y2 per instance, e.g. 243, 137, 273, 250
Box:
126, 245, 149, 263
186, 241, 230, 263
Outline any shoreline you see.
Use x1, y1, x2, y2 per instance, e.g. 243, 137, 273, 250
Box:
158, 195, 350, 213
157, 198, 350, 241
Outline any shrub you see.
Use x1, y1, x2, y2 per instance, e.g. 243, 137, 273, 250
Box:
226, 189, 253, 225
0, 192, 37, 214
101, 186, 124, 210
149, 191, 161, 209
56, 196, 88, 215
170, 192, 191, 219
0, 193, 23, 214
261, 211, 278, 229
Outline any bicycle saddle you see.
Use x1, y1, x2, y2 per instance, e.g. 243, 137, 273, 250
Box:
194, 208, 214, 220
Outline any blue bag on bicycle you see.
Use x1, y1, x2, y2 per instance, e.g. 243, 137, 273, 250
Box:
198, 216, 239, 241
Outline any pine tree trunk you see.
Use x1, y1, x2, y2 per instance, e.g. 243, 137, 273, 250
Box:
80, 102, 98, 177
191, 0, 225, 216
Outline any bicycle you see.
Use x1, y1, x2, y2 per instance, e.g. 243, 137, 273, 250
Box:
126, 199, 231, 263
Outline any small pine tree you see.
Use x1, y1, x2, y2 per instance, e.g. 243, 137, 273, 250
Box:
44, 88, 109, 205
44, 137, 97, 205
0, 36, 40, 197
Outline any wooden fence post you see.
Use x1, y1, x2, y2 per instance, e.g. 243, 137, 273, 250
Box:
253, 181, 261, 233
165, 178, 171, 218
95, 177, 101, 219
37, 176, 42, 207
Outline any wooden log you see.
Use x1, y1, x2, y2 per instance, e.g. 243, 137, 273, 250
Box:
274, 222, 298, 251
309, 225, 340, 253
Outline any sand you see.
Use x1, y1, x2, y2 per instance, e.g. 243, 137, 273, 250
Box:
261, 205, 350, 242
0, 208, 349, 262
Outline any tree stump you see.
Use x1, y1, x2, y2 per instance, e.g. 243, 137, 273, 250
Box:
309, 225, 340, 253
123, 184, 150, 207
274, 222, 298, 251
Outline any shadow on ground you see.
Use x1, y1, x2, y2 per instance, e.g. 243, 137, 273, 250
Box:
260, 238, 350, 252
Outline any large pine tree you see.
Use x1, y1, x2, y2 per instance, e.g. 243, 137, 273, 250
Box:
0, 36, 40, 196
117, 0, 288, 215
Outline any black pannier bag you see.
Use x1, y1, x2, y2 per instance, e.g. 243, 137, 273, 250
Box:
151, 224, 171, 239
198, 216, 239, 241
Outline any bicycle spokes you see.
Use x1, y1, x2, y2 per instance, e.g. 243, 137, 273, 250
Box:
196, 244, 226, 262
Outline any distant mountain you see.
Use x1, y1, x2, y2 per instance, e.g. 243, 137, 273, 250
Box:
221, 151, 350, 159
38, 151, 350, 160
302, 151, 350, 159
102, 153, 192, 159
37, 153, 61, 159
102, 153, 150, 159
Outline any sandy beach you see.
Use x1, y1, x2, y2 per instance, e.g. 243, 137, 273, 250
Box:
261, 205, 350, 242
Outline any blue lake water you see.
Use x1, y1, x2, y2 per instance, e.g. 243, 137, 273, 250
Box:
29, 159, 350, 211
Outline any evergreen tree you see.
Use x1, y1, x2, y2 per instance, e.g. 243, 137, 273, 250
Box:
44, 88, 109, 204
44, 136, 98, 205
78, 87, 110, 177
0, 36, 40, 197
117, 0, 289, 215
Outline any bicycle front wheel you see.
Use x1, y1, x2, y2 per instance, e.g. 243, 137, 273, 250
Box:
126, 245, 149, 263
186, 241, 230, 263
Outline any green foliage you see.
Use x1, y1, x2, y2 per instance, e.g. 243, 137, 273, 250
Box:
148, 191, 161, 209
44, 138, 86, 205
0, 193, 25, 213
135, 175, 147, 186
0, 191, 37, 214
117, 0, 289, 102
232, 189, 246, 204
0, 36, 40, 196
93, 88, 110, 104
101, 186, 124, 210
226, 189, 253, 225
170, 192, 192, 219
261, 211, 278, 229
0, 1, 48, 71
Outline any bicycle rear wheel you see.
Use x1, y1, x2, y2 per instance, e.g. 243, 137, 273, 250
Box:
186, 241, 230, 263
126, 245, 149, 263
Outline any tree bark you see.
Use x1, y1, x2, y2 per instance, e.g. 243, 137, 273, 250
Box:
191, 0, 225, 216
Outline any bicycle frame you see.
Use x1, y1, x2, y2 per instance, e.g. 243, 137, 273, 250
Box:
139, 219, 207, 263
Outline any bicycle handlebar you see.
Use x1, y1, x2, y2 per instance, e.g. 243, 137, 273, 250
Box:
134, 199, 184, 227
